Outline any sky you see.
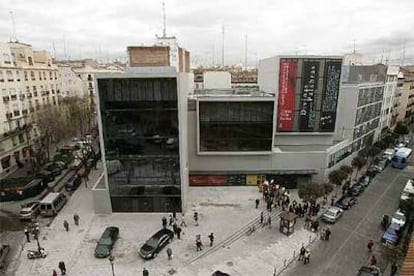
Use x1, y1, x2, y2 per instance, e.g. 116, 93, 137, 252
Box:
0, 0, 413, 67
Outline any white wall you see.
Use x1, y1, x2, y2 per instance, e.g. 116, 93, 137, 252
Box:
334, 84, 358, 141
203, 71, 231, 89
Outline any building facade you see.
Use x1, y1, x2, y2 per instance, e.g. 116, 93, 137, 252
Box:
397, 66, 414, 125
0, 42, 60, 177
379, 66, 399, 137
59, 65, 84, 98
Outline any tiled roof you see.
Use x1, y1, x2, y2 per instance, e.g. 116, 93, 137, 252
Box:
401, 235, 414, 275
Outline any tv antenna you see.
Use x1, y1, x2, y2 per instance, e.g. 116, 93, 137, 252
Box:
221, 24, 225, 67
162, 2, 167, 37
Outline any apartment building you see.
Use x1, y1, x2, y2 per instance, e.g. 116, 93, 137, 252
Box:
397, 66, 414, 125
59, 65, 84, 98
0, 42, 60, 177
379, 66, 399, 136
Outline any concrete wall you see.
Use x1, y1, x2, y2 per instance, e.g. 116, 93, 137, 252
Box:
275, 133, 335, 146
127, 46, 170, 67
92, 174, 112, 214
184, 51, 190, 73
203, 71, 231, 89
258, 56, 279, 95
334, 84, 358, 141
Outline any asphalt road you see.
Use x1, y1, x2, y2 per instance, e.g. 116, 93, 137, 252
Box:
284, 165, 412, 276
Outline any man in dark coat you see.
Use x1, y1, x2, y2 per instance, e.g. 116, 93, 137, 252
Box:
143, 267, 149, 276
58, 261, 66, 275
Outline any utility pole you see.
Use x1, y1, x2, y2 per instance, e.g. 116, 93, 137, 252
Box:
401, 40, 406, 66
63, 35, 68, 61
353, 39, 356, 53
9, 11, 17, 42
221, 24, 225, 67
212, 44, 215, 67
162, 2, 167, 37
244, 34, 248, 68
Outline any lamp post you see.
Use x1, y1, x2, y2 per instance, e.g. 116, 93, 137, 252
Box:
108, 255, 115, 276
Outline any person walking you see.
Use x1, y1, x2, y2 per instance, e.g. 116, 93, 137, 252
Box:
58, 261, 66, 275
304, 249, 310, 264
169, 214, 174, 226
370, 255, 377, 266
24, 227, 30, 243
194, 212, 199, 226
143, 267, 149, 276
63, 220, 69, 232
180, 214, 187, 227
208, 233, 214, 247
173, 222, 178, 236
73, 214, 80, 226
298, 245, 306, 261
391, 262, 398, 276
196, 235, 203, 251
325, 228, 331, 241
260, 211, 264, 225
367, 240, 374, 252
162, 217, 167, 229
52, 269, 58, 276
255, 198, 260, 209
268, 216, 272, 228
177, 226, 182, 240
166, 247, 173, 260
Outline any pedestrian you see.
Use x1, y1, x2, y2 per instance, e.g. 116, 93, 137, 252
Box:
73, 213, 80, 226
304, 249, 310, 264
173, 222, 178, 235
260, 211, 264, 225
367, 240, 374, 252
166, 247, 173, 260
53, 269, 58, 276
208, 232, 214, 247
143, 267, 149, 276
255, 198, 260, 209
370, 255, 377, 266
169, 214, 174, 226
162, 217, 167, 228
323, 194, 328, 205
331, 196, 335, 206
292, 199, 297, 207
268, 215, 272, 228
173, 211, 176, 220
196, 235, 203, 251
298, 245, 306, 261
63, 220, 69, 232
180, 214, 187, 227
391, 262, 397, 276
194, 212, 199, 226
177, 226, 182, 240
24, 227, 30, 243
325, 228, 331, 241
58, 261, 66, 275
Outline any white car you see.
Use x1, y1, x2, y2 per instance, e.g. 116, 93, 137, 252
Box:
391, 210, 406, 228
321, 206, 344, 223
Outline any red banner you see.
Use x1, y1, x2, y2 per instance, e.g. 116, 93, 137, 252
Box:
189, 175, 228, 186
278, 59, 297, 131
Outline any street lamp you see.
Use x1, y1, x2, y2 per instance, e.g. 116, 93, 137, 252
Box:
108, 255, 115, 276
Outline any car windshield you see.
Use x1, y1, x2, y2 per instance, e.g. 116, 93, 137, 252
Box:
99, 238, 112, 245
20, 210, 32, 214
393, 213, 405, 221
146, 237, 159, 248
325, 210, 336, 217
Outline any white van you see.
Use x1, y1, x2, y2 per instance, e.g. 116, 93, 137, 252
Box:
401, 179, 414, 201
39, 192, 67, 217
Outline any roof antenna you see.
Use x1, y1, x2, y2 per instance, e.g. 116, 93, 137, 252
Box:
162, 2, 167, 37
9, 11, 18, 42
353, 39, 356, 53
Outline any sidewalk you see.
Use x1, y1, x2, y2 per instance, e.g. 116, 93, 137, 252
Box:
12, 181, 320, 276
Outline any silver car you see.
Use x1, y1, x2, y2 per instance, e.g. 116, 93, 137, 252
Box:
20, 201, 40, 221
322, 206, 344, 223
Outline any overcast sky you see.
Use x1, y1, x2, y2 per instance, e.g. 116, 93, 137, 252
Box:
0, 0, 413, 66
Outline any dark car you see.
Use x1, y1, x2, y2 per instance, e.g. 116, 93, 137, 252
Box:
212, 271, 231, 276
65, 175, 82, 192
366, 166, 379, 178
335, 196, 357, 210
139, 228, 174, 259
35, 170, 55, 184
358, 175, 371, 187
44, 163, 62, 176
357, 265, 381, 275
348, 184, 364, 196
0, 244, 10, 269
94, 227, 119, 258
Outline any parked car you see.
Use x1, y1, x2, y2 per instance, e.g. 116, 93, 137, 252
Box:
20, 201, 40, 221
139, 228, 174, 259
335, 196, 357, 210
374, 158, 387, 171
391, 210, 406, 228
95, 227, 119, 258
348, 184, 364, 196
34, 170, 55, 184
358, 175, 371, 187
321, 207, 344, 223
0, 244, 10, 269
44, 163, 62, 176
366, 167, 379, 178
382, 222, 401, 246
357, 265, 381, 276
65, 175, 82, 192
53, 161, 68, 169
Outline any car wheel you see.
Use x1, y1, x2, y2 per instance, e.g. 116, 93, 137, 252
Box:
153, 252, 158, 258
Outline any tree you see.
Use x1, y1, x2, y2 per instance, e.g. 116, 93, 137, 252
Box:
382, 135, 394, 146
394, 122, 409, 136
340, 165, 353, 181
351, 156, 367, 179
328, 169, 348, 186
298, 183, 330, 203
373, 141, 387, 150
367, 146, 382, 164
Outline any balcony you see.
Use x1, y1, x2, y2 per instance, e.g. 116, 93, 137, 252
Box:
1, 124, 33, 141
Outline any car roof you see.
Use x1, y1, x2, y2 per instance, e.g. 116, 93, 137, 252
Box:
153, 228, 173, 239
328, 207, 342, 212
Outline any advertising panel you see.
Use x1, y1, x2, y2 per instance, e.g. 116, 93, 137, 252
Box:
299, 61, 320, 131
277, 59, 297, 131
320, 61, 342, 131
246, 175, 265, 186
189, 175, 228, 186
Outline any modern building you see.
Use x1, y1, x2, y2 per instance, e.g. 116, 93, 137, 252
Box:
0, 42, 60, 178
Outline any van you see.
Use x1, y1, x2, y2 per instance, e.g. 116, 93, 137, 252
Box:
383, 148, 396, 161
400, 179, 414, 201
39, 192, 67, 217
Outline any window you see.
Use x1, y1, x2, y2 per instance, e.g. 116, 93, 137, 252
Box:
30, 71, 35, 81
10, 95, 17, 101
18, 134, 25, 144
6, 70, 13, 81
33, 86, 38, 97
49, 71, 53, 80
0, 71, 4, 82
24, 71, 28, 81
26, 86, 30, 93
3, 53, 11, 64
16, 70, 20, 81
43, 71, 46, 80
38, 71, 42, 80
2, 96, 10, 103
54, 72, 57, 80
13, 110, 20, 117
1, 155, 11, 169
28, 56, 33, 66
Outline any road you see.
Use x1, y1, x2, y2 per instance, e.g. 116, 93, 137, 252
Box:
284, 165, 412, 276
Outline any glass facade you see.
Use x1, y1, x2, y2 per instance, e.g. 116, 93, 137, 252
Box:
98, 77, 181, 212
199, 101, 274, 152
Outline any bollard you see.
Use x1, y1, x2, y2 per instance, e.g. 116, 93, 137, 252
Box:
309, 235, 312, 243
293, 250, 296, 258
284, 259, 287, 266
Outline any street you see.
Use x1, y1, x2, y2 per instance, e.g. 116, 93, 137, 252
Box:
285, 165, 412, 276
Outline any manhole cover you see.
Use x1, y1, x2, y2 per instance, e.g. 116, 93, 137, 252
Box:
226, 261, 233, 266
